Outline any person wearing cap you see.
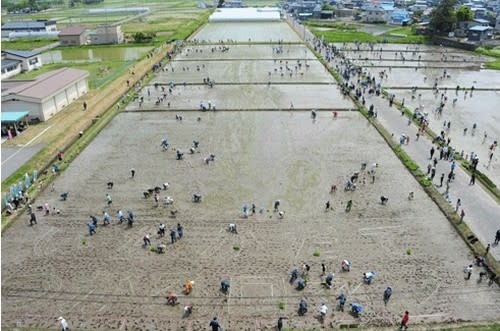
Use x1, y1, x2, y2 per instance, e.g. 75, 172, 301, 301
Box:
58, 317, 69, 331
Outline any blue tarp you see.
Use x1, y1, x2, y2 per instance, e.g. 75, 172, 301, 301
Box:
1, 111, 29, 122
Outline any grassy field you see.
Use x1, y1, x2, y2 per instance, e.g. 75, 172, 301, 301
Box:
380, 26, 427, 43
1, 0, 209, 43
307, 20, 428, 44
476, 46, 500, 70
1, 38, 58, 50
310, 28, 379, 42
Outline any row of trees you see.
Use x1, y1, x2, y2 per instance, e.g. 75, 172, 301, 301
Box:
3, 0, 51, 13
4, 0, 104, 12
429, 0, 474, 34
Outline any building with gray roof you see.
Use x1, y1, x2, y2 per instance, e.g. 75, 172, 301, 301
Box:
2, 68, 89, 122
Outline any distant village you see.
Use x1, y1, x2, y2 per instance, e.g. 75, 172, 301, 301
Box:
202, 0, 500, 41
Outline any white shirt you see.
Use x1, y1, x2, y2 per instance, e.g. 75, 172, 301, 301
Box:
60, 318, 69, 330
320, 304, 328, 314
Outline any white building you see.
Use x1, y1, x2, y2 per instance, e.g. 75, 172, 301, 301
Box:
362, 6, 388, 23
89, 25, 124, 44
2, 68, 89, 122
209, 7, 282, 21
1, 59, 22, 80
1, 50, 42, 80
1, 20, 57, 39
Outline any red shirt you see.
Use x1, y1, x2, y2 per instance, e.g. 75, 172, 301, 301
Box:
402, 313, 409, 324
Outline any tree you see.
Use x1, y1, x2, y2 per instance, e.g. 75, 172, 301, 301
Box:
455, 6, 473, 22
133, 32, 155, 43
412, 9, 423, 22
321, 3, 335, 11
429, 0, 457, 34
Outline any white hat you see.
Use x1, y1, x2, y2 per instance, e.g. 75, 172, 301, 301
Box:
58, 317, 63, 321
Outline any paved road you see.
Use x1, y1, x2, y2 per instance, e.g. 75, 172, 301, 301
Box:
1, 144, 45, 181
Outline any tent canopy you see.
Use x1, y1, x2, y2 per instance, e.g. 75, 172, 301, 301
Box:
1, 111, 29, 123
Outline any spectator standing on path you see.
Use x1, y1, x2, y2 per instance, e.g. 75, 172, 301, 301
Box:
439, 173, 445, 187
455, 198, 461, 212
58, 317, 69, 331
460, 209, 465, 222
29, 212, 37, 226
465, 264, 473, 280
469, 172, 476, 185
322, 263, 326, 276
274, 200, 280, 212
485, 243, 490, 256
399, 311, 410, 330
130, 168, 136, 178
494, 229, 500, 245
429, 146, 435, 159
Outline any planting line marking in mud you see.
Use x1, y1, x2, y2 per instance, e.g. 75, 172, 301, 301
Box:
350, 283, 363, 294
199, 237, 227, 257
418, 283, 441, 306
32, 226, 58, 256
228, 277, 232, 315
129, 279, 135, 296
412, 313, 449, 319
69, 288, 96, 310
293, 238, 305, 264
240, 283, 273, 298
358, 225, 402, 232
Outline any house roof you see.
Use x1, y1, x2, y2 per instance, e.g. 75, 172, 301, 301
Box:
469, 25, 492, 31
59, 26, 86, 36
363, 5, 385, 11
1, 111, 30, 122
473, 18, 490, 24
2, 68, 88, 101
1, 59, 21, 69
1, 20, 56, 30
3, 49, 41, 58
379, 3, 395, 11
